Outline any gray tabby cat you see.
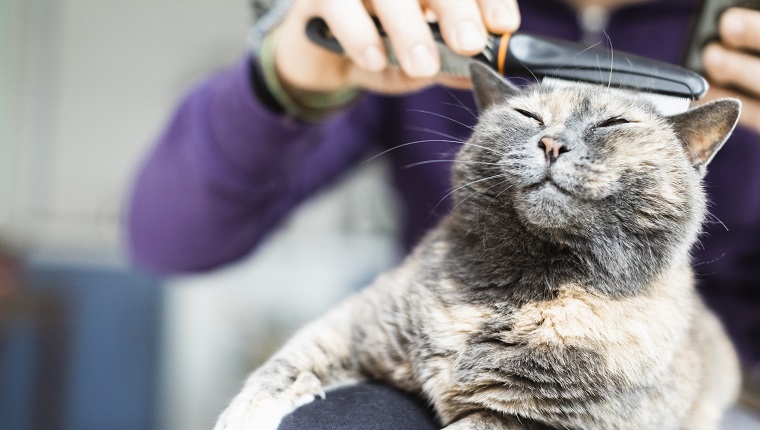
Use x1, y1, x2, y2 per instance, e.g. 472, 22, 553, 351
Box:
214, 62, 742, 430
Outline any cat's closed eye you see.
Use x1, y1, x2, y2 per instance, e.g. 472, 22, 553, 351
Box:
514, 108, 544, 126
595, 117, 632, 128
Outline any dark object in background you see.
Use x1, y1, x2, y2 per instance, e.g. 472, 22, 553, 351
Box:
743, 367, 760, 413
683, 0, 760, 73
0, 249, 68, 430
0, 260, 162, 430
0, 290, 68, 430
0, 248, 21, 298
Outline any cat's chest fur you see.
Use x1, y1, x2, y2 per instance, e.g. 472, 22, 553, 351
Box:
374, 251, 697, 427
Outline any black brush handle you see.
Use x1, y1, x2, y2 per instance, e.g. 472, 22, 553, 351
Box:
305, 17, 345, 54
306, 16, 490, 70
306, 17, 708, 99
505, 33, 708, 99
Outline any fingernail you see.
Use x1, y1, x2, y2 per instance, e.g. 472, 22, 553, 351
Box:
490, 5, 519, 30
722, 11, 745, 40
407, 44, 438, 77
362, 45, 385, 72
455, 20, 485, 52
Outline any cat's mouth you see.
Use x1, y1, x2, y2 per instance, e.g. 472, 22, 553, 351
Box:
526, 179, 574, 197
515, 177, 583, 229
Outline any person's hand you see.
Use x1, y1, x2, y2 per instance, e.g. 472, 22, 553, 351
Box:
702, 8, 760, 134
273, 0, 520, 95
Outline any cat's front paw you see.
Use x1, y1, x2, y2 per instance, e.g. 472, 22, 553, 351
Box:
213, 372, 325, 430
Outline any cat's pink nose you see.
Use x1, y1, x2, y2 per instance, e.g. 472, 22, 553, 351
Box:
538, 136, 570, 163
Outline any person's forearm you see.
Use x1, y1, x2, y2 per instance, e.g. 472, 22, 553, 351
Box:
127, 57, 383, 273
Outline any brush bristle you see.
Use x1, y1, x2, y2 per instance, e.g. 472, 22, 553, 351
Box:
542, 77, 692, 116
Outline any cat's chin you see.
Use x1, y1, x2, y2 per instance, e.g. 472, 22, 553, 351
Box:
513, 181, 584, 230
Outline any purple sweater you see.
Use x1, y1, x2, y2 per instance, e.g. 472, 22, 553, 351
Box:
128, 0, 760, 363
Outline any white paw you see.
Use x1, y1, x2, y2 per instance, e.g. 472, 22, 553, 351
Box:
213, 372, 325, 430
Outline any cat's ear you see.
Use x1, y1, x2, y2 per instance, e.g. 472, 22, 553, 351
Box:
470, 62, 521, 112
668, 98, 741, 173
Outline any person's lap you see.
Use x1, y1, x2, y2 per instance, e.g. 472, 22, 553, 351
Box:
278, 383, 439, 430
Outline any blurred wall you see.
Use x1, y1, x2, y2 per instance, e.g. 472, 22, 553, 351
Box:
1, 0, 249, 257
0, 0, 23, 231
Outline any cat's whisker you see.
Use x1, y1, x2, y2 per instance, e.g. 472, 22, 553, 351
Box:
512, 57, 539, 83
550, 41, 602, 81
408, 126, 509, 158
405, 126, 474, 147
443, 90, 479, 120
573, 41, 602, 59
403, 159, 503, 169
460, 142, 511, 157
431, 173, 510, 216
695, 270, 718, 277
507, 76, 538, 86
705, 210, 729, 231
458, 179, 512, 245
623, 58, 634, 93
454, 188, 498, 222
604, 30, 614, 90
361, 139, 464, 165
408, 109, 476, 131
406, 126, 463, 140
596, 54, 604, 87
692, 252, 726, 267
442, 101, 479, 117
483, 180, 514, 215
492, 181, 516, 200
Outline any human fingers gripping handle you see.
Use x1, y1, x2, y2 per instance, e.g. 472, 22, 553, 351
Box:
306, 17, 491, 78
477, 0, 521, 34
423, 0, 521, 56
317, 0, 387, 72
700, 6, 760, 132
370, 0, 441, 77
704, 42, 760, 98
273, 0, 402, 95
302, 0, 520, 76
276, 0, 511, 95
683, 0, 760, 72
425, 0, 489, 55
272, 0, 357, 94
702, 7, 760, 97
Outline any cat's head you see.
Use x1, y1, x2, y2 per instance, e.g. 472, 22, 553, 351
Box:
453, 63, 740, 281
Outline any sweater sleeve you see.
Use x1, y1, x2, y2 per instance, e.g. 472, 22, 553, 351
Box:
126, 56, 388, 273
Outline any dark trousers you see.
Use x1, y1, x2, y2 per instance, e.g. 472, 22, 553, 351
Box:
279, 383, 439, 430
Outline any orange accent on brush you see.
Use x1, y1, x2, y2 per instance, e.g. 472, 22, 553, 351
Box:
497, 33, 511, 75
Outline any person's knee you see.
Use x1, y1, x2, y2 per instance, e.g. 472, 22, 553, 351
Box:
278, 383, 439, 430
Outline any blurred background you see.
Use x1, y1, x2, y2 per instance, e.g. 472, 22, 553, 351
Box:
0, 1, 400, 429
